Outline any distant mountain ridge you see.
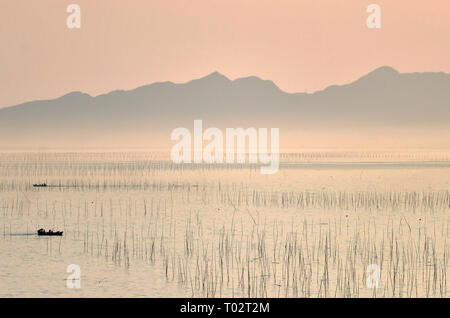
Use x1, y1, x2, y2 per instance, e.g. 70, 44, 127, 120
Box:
0, 66, 449, 149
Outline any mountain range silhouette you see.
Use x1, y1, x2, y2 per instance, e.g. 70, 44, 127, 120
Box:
1, 66, 449, 149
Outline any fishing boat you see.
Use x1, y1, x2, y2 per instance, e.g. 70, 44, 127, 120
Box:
37, 228, 63, 236
33, 183, 47, 187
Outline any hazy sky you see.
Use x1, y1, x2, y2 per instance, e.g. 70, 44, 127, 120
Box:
1, 0, 449, 108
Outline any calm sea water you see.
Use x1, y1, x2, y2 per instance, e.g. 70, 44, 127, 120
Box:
0, 151, 448, 297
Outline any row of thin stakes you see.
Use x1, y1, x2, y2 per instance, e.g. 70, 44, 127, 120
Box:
1, 188, 448, 217
77, 204, 448, 298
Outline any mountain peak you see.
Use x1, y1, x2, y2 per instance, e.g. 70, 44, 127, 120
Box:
201, 71, 230, 81
367, 66, 399, 77
55, 91, 92, 103
60, 91, 91, 99
185, 72, 231, 87
354, 66, 399, 84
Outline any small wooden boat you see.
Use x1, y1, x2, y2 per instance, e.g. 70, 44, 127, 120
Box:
33, 183, 47, 187
37, 228, 63, 236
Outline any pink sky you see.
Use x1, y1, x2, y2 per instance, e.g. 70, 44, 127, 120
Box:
1, 0, 449, 108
